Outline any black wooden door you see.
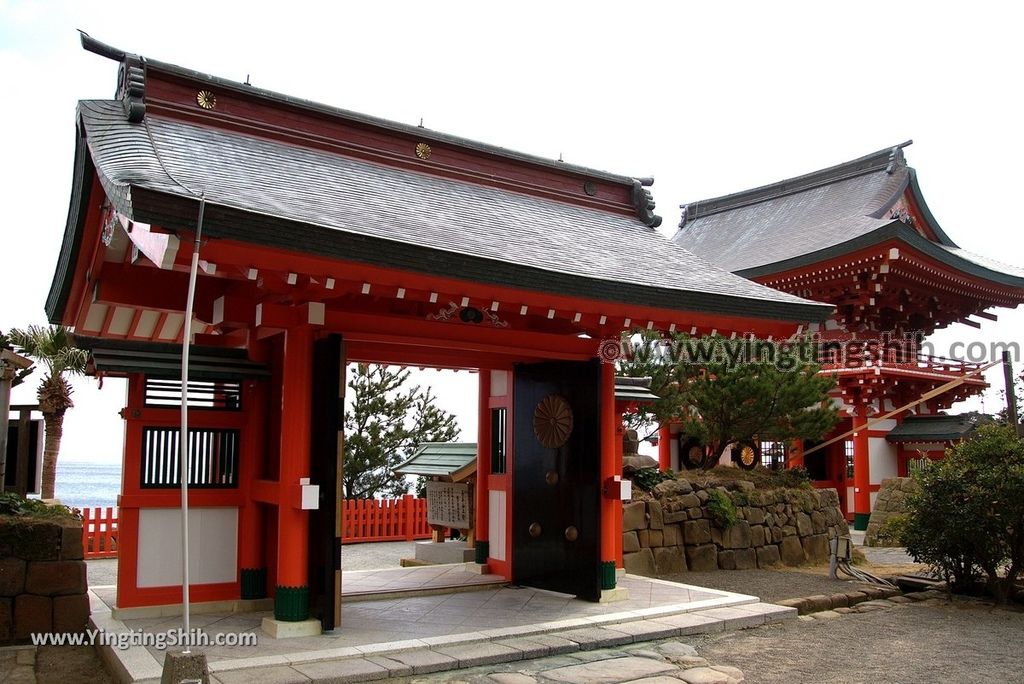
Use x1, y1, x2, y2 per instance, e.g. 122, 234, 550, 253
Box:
512, 360, 601, 601
308, 334, 344, 631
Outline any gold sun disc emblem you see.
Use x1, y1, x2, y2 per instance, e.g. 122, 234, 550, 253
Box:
415, 142, 432, 160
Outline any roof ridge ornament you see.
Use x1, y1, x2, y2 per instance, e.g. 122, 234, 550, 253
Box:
885, 142, 911, 174
631, 177, 662, 228
79, 31, 146, 123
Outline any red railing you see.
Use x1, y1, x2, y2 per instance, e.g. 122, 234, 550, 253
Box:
342, 494, 433, 543
77, 496, 432, 558
81, 506, 118, 559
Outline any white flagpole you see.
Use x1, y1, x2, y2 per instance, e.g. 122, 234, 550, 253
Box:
179, 195, 206, 653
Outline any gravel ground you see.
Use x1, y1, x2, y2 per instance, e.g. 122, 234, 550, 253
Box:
662, 568, 877, 603
35, 646, 114, 684
698, 599, 1024, 683
340, 540, 415, 570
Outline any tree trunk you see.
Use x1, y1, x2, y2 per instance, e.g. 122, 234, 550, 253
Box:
40, 410, 64, 500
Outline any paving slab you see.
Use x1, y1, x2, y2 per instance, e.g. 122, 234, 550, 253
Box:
557, 626, 635, 649
432, 641, 523, 668
541, 655, 679, 683
212, 665, 310, 684
291, 657, 389, 683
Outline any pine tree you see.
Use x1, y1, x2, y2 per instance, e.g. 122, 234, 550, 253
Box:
343, 364, 460, 499
619, 333, 838, 467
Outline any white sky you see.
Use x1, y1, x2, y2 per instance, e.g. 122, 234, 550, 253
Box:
2, 1, 1022, 464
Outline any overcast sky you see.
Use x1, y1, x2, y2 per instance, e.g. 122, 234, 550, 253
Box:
2, 1, 1021, 464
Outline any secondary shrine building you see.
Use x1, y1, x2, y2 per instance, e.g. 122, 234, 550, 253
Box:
45, 36, 829, 629
673, 142, 1024, 529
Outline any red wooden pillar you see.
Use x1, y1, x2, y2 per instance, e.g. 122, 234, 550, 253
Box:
274, 326, 314, 620
239, 378, 267, 599
853, 403, 871, 531
474, 371, 491, 564
657, 423, 671, 470
599, 361, 619, 590
116, 375, 144, 608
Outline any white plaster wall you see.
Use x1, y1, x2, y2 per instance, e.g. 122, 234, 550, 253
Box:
490, 370, 508, 398
868, 437, 898, 484
846, 486, 855, 512
137, 507, 238, 588
872, 418, 898, 431
488, 490, 506, 561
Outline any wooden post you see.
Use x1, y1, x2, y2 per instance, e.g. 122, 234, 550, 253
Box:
474, 371, 491, 563
403, 494, 415, 542
273, 326, 314, 622
657, 424, 671, 470
1003, 351, 1021, 436
853, 403, 871, 531
599, 361, 618, 591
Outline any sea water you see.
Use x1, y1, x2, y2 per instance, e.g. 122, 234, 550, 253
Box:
53, 461, 122, 510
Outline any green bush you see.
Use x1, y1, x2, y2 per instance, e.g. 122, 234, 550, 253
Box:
876, 513, 911, 547
772, 465, 812, 489
630, 467, 675, 491
707, 489, 737, 529
902, 425, 1024, 604
0, 492, 78, 519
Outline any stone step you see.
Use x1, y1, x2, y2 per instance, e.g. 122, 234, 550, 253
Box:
207, 602, 795, 683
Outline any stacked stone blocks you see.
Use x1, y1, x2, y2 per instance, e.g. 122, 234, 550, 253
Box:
622, 478, 847, 576
0, 517, 90, 644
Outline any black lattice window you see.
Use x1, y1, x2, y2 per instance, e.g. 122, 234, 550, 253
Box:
141, 427, 240, 488
144, 378, 242, 410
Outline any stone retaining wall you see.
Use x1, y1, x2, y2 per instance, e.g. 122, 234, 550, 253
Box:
864, 477, 918, 547
622, 478, 847, 576
0, 517, 90, 644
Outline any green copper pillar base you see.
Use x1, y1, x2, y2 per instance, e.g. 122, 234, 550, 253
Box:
853, 513, 870, 531
274, 585, 310, 622
600, 560, 617, 590
474, 540, 490, 564
240, 568, 267, 600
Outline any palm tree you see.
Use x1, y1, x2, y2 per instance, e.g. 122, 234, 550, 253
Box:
8, 325, 87, 499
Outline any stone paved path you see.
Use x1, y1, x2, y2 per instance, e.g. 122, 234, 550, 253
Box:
417, 639, 746, 683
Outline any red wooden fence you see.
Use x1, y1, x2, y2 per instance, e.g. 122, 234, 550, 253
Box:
342, 494, 433, 543
81, 506, 118, 559
78, 496, 431, 557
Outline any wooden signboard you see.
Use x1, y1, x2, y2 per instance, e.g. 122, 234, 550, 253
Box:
425, 481, 473, 529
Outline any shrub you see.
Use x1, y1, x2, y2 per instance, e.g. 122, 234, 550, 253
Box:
707, 489, 737, 529
631, 467, 675, 492
876, 513, 911, 547
0, 492, 78, 520
773, 465, 812, 489
902, 425, 1024, 604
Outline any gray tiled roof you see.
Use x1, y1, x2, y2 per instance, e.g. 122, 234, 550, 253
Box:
885, 414, 982, 443
70, 100, 831, 323
673, 144, 1024, 288
394, 442, 477, 478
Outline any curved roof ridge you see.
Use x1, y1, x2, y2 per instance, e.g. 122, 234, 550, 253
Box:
678, 141, 913, 229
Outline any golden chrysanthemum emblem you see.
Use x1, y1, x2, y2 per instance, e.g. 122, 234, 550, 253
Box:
415, 142, 432, 160
196, 90, 217, 110
739, 445, 757, 467
533, 394, 573, 449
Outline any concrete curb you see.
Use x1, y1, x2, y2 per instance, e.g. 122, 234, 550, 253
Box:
773, 585, 929, 615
